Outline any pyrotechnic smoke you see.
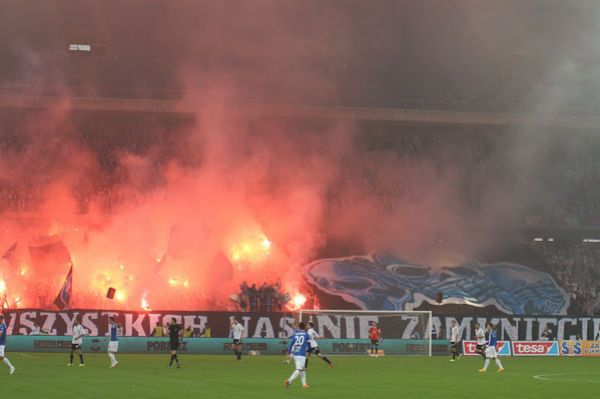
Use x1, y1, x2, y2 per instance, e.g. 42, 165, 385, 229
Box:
0, 0, 357, 310
1, 0, 598, 310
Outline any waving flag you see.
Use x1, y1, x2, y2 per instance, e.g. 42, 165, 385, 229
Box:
29, 240, 71, 274
1, 242, 17, 262
54, 266, 73, 310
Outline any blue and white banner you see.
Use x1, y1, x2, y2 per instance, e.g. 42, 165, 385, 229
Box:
304, 253, 570, 315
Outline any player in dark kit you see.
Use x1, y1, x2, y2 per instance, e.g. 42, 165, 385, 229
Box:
167, 318, 182, 368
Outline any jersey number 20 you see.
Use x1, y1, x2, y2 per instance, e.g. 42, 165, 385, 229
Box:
292, 336, 305, 352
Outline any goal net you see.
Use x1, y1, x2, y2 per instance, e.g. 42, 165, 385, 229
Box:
298, 309, 432, 356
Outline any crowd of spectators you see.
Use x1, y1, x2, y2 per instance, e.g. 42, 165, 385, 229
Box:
533, 241, 600, 315
2, 117, 600, 228
555, 137, 600, 221
324, 130, 600, 229
325, 129, 508, 220
0, 181, 159, 214
231, 281, 320, 312
234, 281, 286, 312
0, 111, 188, 214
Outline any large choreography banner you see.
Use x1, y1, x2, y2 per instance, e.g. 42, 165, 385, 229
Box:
304, 254, 571, 315
2, 310, 600, 340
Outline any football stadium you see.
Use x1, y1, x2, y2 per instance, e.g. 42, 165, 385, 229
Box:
1, 0, 600, 398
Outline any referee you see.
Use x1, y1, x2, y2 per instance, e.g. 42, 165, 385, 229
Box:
167, 318, 182, 368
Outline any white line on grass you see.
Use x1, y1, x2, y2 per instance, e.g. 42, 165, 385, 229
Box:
534, 372, 600, 383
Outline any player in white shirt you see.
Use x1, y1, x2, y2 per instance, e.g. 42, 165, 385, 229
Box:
305, 322, 333, 369
230, 318, 244, 361
68, 318, 87, 367
449, 320, 461, 361
474, 322, 486, 359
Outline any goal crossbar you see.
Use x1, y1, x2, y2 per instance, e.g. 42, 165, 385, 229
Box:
299, 309, 433, 356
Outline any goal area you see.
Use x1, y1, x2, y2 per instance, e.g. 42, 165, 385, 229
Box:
298, 309, 432, 356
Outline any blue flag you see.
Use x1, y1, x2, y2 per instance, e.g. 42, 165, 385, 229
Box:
54, 266, 73, 310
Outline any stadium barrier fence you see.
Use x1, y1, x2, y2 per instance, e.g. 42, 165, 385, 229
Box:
5, 310, 600, 341
6, 336, 451, 355
12, 336, 599, 356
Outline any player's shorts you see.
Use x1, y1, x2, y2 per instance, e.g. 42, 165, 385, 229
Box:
293, 355, 306, 370
476, 344, 486, 352
108, 341, 119, 353
308, 346, 321, 355
485, 346, 498, 358
233, 339, 242, 345
449, 342, 458, 350
370, 339, 379, 345
0, 345, 5, 357
71, 343, 81, 350
169, 340, 180, 351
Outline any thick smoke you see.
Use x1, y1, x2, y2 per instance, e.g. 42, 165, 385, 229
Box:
0, 0, 357, 310
1, 0, 598, 310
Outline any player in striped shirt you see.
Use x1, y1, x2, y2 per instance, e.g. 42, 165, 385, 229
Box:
284, 322, 311, 389
68, 318, 87, 367
479, 323, 505, 373
0, 315, 16, 375
449, 320, 461, 361
474, 322, 486, 359
106, 317, 120, 368
305, 322, 333, 368
231, 318, 245, 361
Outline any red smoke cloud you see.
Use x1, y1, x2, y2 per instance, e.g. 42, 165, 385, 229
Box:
0, 1, 494, 311
0, 95, 354, 310
0, 101, 473, 311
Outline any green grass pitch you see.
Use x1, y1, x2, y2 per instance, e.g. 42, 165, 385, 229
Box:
0, 353, 598, 398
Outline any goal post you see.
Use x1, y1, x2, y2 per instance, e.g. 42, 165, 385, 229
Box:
298, 309, 433, 356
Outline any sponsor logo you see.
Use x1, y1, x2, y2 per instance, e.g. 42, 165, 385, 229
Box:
33, 340, 72, 349
431, 344, 450, 354
560, 340, 582, 356
90, 338, 102, 352
332, 343, 372, 354
405, 343, 447, 354
560, 341, 600, 356
462, 340, 511, 356
146, 341, 188, 352
34, 340, 56, 349
511, 341, 559, 356
223, 343, 267, 351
